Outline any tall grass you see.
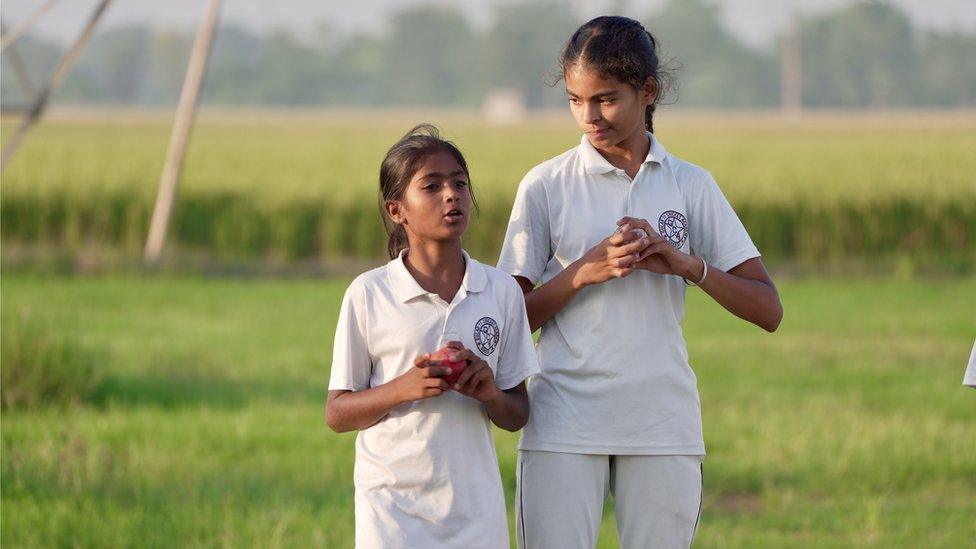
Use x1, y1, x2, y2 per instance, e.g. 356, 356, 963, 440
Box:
2, 112, 974, 268
1, 309, 104, 408
2, 275, 974, 547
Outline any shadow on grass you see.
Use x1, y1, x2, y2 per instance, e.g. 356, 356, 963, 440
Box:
89, 371, 324, 410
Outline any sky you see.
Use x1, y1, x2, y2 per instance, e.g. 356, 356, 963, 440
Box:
2, 0, 975, 50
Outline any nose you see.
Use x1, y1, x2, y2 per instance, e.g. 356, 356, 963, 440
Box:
582, 101, 601, 124
443, 182, 460, 203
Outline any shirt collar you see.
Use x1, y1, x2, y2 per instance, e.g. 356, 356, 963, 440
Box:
388, 248, 486, 303
579, 131, 667, 175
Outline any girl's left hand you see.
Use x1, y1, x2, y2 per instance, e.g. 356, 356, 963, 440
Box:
616, 217, 699, 279
440, 341, 502, 403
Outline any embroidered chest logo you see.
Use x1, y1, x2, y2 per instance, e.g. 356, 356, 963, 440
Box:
474, 317, 500, 356
658, 210, 689, 249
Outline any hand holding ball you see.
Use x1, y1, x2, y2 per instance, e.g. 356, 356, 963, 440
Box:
430, 346, 468, 386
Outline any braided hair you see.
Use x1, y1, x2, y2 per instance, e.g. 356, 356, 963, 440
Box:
558, 16, 671, 133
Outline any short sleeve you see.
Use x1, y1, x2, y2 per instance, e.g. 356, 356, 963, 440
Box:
328, 281, 372, 391
493, 278, 541, 391
497, 168, 551, 284
687, 169, 760, 273
964, 339, 976, 388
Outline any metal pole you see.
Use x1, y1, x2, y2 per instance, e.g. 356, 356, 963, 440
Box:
0, 0, 114, 172
143, 0, 223, 267
1, 19, 36, 99
0, 0, 61, 52
779, 13, 802, 115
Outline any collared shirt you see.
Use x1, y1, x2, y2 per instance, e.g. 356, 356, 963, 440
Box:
498, 133, 760, 455
330, 249, 540, 548
965, 339, 976, 388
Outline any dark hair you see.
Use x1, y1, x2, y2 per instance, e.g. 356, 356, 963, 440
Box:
557, 16, 673, 133
379, 123, 476, 259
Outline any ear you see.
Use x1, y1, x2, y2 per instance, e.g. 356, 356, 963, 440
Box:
641, 76, 658, 106
385, 200, 406, 225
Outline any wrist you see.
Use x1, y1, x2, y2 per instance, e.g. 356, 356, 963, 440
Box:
481, 385, 506, 406
386, 377, 409, 405
682, 256, 708, 286
568, 260, 590, 290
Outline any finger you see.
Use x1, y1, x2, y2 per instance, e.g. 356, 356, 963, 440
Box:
615, 267, 633, 278
611, 254, 638, 268
444, 340, 464, 351
620, 237, 650, 256
646, 232, 666, 245
643, 224, 663, 238
413, 354, 430, 368
428, 377, 450, 390
423, 386, 445, 398
454, 362, 481, 389
464, 368, 493, 394
608, 232, 629, 246
614, 220, 635, 234
637, 242, 674, 262
421, 366, 452, 378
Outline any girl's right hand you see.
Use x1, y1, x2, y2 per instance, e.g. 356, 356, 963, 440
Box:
572, 230, 650, 288
392, 354, 452, 403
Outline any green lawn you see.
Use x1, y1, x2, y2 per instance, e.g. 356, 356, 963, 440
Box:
2, 274, 975, 547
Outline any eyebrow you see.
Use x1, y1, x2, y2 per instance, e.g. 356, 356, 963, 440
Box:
566, 89, 619, 100
418, 170, 467, 181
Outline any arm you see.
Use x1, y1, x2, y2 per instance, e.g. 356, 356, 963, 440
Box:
515, 231, 649, 332
483, 383, 530, 432
447, 345, 533, 432
682, 256, 782, 332
620, 217, 783, 332
325, 355, 451, 433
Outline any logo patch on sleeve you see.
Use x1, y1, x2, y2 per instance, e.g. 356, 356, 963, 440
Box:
658, 210, 689, 248
474, 317, 500, 356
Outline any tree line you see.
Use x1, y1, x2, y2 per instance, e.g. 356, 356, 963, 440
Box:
2, 0, 974, 109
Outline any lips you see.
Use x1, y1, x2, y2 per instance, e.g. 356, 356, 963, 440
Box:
588, 128, 611, 138
443, 208, 465, 220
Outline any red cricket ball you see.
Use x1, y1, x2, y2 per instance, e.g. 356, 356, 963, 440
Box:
430, 347, 468, 386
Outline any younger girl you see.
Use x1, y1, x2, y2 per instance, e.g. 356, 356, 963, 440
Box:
327, 124, 540, 548
498, 16, 784, 549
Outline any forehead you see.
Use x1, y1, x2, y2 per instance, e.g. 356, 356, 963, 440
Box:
411, 150, 466, 181
565, 65, 632, 96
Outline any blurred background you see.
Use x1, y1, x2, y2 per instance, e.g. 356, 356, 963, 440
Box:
2, 1, 974, 547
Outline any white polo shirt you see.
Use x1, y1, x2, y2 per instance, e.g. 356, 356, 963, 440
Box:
964, 339, 976, 388
497, 133, 760, 456
329, 249, 540, 549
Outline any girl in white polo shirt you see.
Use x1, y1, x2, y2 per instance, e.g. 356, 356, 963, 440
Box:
327, 124, 540, 548
498, 16, 784, 549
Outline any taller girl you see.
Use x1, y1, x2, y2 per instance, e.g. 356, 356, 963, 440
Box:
498, 16, 783, 549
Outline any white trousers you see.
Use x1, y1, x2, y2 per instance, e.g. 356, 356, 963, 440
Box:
516, 451, 704, 549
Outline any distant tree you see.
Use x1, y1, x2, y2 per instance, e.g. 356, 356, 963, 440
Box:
3, 1, 972, 110
485, 0, 579, 108
800, 1, 917, 108
322, 31, 386, 105
143, 29, 192, 104
917, 31, 976, 107
202, 25, 264, 104
645, 0, 778, 107
0, 34, 61, 104
55, 25, 153, 104
382, 5, 477, 106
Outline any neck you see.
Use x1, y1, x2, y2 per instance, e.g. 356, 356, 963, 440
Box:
402, 238, 466, 302
596, 126, 650, 178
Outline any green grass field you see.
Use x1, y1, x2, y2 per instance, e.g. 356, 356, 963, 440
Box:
3, 274, 974, 547
3, 110, 975, 266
